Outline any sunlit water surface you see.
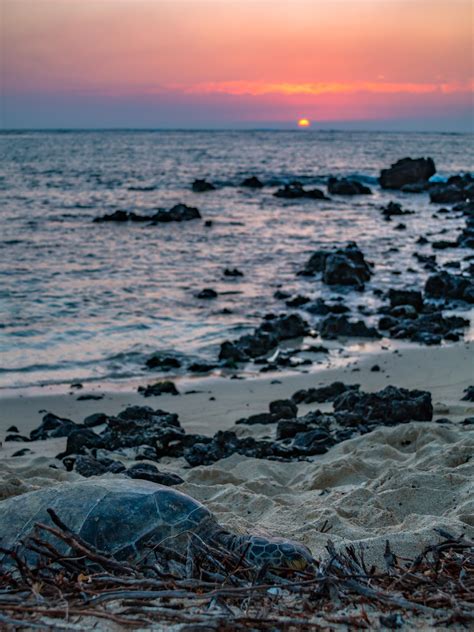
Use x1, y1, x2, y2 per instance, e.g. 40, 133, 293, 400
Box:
0, 130, 472, 389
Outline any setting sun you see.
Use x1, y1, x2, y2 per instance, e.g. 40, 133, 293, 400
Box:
298, 118, 310, 127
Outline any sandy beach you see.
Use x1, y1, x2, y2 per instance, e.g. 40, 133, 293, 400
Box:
2, 342, 472, 571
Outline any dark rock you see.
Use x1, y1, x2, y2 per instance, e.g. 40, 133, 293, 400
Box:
429, 184, 469, 205
204, 220, 213, 227
276, 419, 311, 440
188, 362, 218, 373
380, 157, 436, 190
5, 434, 30, 442
126, 463, 183, 486
74, 455, 126, 477
462, 386, 474, 402
83, 413, 108, 428
76, 394, 104, 401
371, 365, 381, 372
327, 177, 371, 195
432, 240, 458, 250
292, 382, 359, 404
274, 290, 291, 300
94, 204, 202, 224
305, 298, 350, 315
380, 202, 414, 219
274, 181, 329, 200
388, 289, 423, 311
333, 385, 433, 423
7, 425, 19, 433
241, 176, 264, 188
269, 399, 298, 418
100, 407, 184, 453
192, 179, 215, 192
320, 315, 380, 339
62, 428, 104, 457
30, 413, 78, 441
196, 288, 218, 299
291, 429, 330, 455
219, 314, 309, 362
299, 242, 372, 288
425, 271, 474, 303
285, 295, 310, 307
223, 268, 244, 277
145, 353, 182, 370
12, 448, 32, 457
138, 381, 180, 397
417, 236, 429, 245
151, 204, 201, 223
93, 210, 134, 223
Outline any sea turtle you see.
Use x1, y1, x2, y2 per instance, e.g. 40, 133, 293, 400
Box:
0, 478, 314, 573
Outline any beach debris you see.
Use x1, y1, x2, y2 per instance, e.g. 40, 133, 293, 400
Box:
0, 501, 471, 630
192, 178, 216, 192
379, 156, 436, 189
327, 176, 372, 195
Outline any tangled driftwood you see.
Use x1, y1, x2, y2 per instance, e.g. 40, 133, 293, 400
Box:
0, 510, 472, 630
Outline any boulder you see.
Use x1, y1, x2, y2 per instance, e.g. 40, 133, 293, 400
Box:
327, 177, 372, 195
274, 181, 329, 200
192, 179, 215, 192
219, 314, 309, 362
380, 157, 436, 189
145, 354, 182, 370
320, 315, 381, 339
138, 381, 180, 397
333, 385, 433, 423
388, 289, 423, 311
425, 271, 474, 303
299, 242, 372, 288
241, 176, 264, 188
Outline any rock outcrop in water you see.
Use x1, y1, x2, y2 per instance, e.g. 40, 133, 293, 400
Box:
93, 204, 201, 224
299, 242, 373, 288
425, 271, 474, 303
327, 177, 372, 195
274, 181, 329, 200
241, 176, 264, 188
429, 174, 474, 205
379, 157, 436, 189
192, 179, 216, 192
320, 315, 381, 339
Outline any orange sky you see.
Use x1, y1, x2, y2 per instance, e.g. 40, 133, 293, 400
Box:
2, 0, 473, 129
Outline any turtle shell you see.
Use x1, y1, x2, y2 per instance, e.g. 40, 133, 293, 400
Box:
0, 478, 215, 564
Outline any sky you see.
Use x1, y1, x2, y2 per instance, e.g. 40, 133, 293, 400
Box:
1, 0, 473, 131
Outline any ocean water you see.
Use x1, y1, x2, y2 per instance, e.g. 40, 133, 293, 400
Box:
0, 130, 472, 389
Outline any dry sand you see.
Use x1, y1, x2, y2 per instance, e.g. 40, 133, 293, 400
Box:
0, 342, 473, 568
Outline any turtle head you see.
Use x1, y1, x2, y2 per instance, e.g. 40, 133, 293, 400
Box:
242, 535, 315, 573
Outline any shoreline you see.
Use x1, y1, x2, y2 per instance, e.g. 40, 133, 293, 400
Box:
1, 341, 472, 442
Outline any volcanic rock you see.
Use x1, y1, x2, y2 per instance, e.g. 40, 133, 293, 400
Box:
380, 157, 436, 189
